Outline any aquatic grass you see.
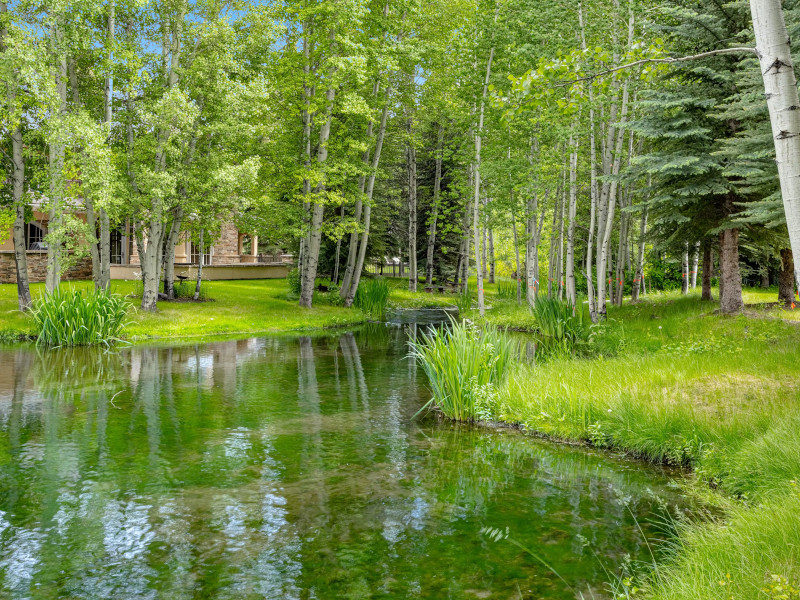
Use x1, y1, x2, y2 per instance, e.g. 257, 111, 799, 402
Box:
530, 296, 588, 354
355, 277, 391, 318
455, 285, 473, 313
496, 279, 517, 301
31, 287, 131, 347
409, 318, 515, 421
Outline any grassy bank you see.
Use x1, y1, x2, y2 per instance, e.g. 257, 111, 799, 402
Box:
476, 290, 800, 599
0, 279, 367, 342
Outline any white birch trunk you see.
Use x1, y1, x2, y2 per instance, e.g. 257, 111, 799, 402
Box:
750, 0, 800, 287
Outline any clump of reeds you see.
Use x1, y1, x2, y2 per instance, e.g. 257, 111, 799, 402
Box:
355, 277, 391, 319
496, 279, 517, 301
31, 287, 131, 347
409, 318, 515, 421
530, 296, 588, 353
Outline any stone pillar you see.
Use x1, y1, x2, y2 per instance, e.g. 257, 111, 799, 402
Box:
251, 236, 258, 259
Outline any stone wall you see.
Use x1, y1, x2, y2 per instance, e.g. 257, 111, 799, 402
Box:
0, 251, 93, 284
213, 222, 242, 265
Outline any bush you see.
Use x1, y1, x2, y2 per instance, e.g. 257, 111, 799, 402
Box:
31, 287, 131, 347
174, 279, 211, 301
354, 277, 390, 318
287, 268, 302, 297
409, 318, 515, 422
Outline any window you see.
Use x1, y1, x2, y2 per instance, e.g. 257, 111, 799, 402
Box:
190, 243, 212, 266
25, 223, 45, 250
110, 229, 124, 264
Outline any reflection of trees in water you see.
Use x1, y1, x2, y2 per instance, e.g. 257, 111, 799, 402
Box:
0, 334, 685, 599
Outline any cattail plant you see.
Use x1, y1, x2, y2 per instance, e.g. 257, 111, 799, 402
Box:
31, 288, 131, 347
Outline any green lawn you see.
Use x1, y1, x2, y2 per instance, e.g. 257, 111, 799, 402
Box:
0, 279, 367, 342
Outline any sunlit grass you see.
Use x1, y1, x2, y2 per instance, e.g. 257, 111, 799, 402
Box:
0, 279, 366, 342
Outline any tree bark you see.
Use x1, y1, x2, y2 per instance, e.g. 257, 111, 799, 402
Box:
691, 242, 700, 289
749, 0, 800, 288
631, 206, 647, 302
300, 29, 337, 308
193, 228, 204, 301
407, 125, 418, 292
682, 242, 689, 295
46, 20, 68, 293
702, 243, 713, 301
565, 130, 578, 306
426, 125, 443, 285
719, 229, 744, 313
2, 3, 31, 310
162, 208, 184, 299
779, 248, 795, 304
488, 228, 495, 284
473, 43, 495, 317
512, 204, 522, 305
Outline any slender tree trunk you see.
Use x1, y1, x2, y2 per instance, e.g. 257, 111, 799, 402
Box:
162, 208, 183, 299
2, 5, 31, 310
580, 3, 598, 321
682, 242, 689, 295
473, 44, 495, 317
46, 22, 68, 293
691, 241, 700, 289
407, 126, 418, 292
98, 0, 115, 290
193, 228, 204, 301
488, 229, 495, 284
426, 125, 443, 285
556, 178, 566, 301
300, 30, 337, 308
750, 0, 800, 288
565, 130, 578, 306
631, 206, 647, 302
512, 205, 522, 305
779, 248, 795, 304
702, 243, 713, 301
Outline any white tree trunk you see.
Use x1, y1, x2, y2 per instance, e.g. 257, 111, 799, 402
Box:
426, 125, 443, 285
473, 45, 495, 317
566, 131, 578, 306
750, 0, 800, 288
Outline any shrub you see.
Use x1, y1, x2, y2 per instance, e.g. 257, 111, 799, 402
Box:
409, 318, 515, 422
287, 268, 302, 296
31, 288, 131, 347
174, 279, 211, 301
354, 277, 390, 318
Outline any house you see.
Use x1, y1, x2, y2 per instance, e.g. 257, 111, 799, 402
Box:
0, 208, 292, 284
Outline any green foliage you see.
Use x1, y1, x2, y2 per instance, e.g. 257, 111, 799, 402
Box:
0, 328, 24, 344
354, 277, 390, 319
173, 280, 211, 301
530, 296, 588, 354
496, 279, 517, 301
409, 319, 515, 422
31, 288, 131, 347
287, 268, 302, 297
455, 285, 473, 313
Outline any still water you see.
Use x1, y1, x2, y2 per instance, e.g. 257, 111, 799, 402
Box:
0, 322, 689, 599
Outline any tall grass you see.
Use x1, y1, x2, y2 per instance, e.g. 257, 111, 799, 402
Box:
455, 284, 473, 313
496, 279, 517, 301
409, 318, 515, 421
530, 296, 588, 354
31, 287, 131, 347
355, 277, 390, 319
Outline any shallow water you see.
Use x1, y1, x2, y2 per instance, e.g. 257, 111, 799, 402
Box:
0, 322, 689, 599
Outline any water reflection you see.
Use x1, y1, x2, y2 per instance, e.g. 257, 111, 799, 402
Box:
0, 327, 690, 599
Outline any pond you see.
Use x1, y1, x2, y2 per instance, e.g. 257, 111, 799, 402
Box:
0, 320, 691, 599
